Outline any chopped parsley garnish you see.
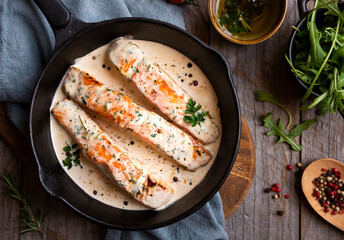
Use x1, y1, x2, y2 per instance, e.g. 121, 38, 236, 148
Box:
183, 98, 209, 127
81, 97, 87, 105
147, 64, 151, 71
151, 133, 157, 138
129, 178, 137, 184
62, 142, 82, 169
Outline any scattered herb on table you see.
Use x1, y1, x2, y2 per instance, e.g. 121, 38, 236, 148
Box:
285, 0, 344, 116
183, 98, 209, 127
63, 142, 82, 170
263, 112, 317, 151
256, 90, 292, 128
1, 172, 46, 235
218, 0, 269, 34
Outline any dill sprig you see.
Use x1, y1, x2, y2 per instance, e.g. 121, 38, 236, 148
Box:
1, 172, 46, 236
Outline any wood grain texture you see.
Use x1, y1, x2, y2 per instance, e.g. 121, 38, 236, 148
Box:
301, 107, 344, 239
301, 158, 344, 232
208, 0, 303, 238
2, 0, 344, 239
220, 115, 255, 218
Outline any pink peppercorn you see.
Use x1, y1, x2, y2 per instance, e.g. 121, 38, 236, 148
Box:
332, 168, 338, 173
313, 191, 320, 197
271, 187, 277, 192
321, 168, 326, 171
328, 182, 333, 187
332, 211, 338, 215
287, 164, 292, 171
285, 194, 289, 199
333, 185, 339, 190
325, 208, 329, 213
273, 183, 279, 188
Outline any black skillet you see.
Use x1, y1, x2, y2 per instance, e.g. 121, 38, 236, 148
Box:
288, 0, 344, 118
30, 0, 241, 229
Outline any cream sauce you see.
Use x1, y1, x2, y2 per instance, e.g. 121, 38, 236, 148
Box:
50, 39, 222, 210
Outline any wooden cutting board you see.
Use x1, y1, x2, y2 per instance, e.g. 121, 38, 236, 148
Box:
220, 116, 255, 218
0, 103, 255, 218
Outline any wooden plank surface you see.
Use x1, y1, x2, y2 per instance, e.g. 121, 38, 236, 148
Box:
1, 0, 344, 239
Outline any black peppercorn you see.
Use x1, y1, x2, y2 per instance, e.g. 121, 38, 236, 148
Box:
277, 210, 284, 216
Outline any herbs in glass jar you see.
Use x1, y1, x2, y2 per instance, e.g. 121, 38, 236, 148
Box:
218, 0, 270, 34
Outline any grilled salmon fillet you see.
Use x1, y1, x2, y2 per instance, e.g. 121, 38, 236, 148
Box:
63, 67, 212, 171
51, 99, 174, 209
108, 37, 220, 144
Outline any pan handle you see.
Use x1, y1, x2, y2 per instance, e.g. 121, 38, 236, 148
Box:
298, 0, 310, 18
33, 0, 92, 50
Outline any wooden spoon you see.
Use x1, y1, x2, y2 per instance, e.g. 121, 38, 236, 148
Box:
301, 158, 344, 231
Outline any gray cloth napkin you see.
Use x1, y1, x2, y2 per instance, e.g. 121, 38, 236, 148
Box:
0, 0, 228, 239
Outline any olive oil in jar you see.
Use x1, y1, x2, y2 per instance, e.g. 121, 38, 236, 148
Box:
218, 0, 270, 34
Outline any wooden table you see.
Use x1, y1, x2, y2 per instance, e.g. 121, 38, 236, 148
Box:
1, 0, 344, 239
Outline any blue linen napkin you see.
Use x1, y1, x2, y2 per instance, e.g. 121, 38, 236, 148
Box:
0, 0, 228, 239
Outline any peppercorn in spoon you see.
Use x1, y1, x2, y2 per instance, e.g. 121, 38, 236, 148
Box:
302, 158, 344, 232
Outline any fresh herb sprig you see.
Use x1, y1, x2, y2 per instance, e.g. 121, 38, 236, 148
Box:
63, 142, 82, 170
218, 0, 269, 34
256, 90, 293, 128
183, 98, 209, 127
286, 0, 344, 116
263, 113, 317, 151
1, 172, 46, 235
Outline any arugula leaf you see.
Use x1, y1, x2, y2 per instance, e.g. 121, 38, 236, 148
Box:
263, 113, 302, 151
289, 118, 318, 137
308, 1, 327, 67
263, 113, 317, 151
256, 90, 292, 128
286, 0, 344, 115
318, 0, 344, 22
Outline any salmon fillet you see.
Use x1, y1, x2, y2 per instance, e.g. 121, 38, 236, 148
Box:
51, 99, 174, 209
63, 67, 212, 171
108, 37, 220, 144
